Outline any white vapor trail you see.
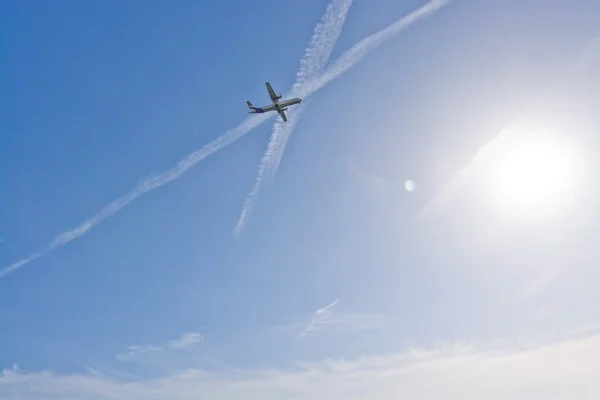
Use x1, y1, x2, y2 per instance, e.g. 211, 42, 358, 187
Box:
0, 113, 272, 278
234, 102, 309, 236
234, 0, 353, 235
1, 0, 450, 278
234, 0, 450, 234
299, 0, 450, 98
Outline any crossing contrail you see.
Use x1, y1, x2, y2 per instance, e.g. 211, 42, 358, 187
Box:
1, 0, 451, 278
234, 0, 353, 235
234, 0, 451, 233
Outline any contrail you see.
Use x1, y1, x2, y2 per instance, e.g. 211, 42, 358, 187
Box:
234, 0, 354, 235
234, 0, 451, 233
234, 102, 309, 236
1, 0, 450, 278
292, 0, 354, 92
299, 0, 450, 98
0, 0, 350, 278
0, 114, 272, 278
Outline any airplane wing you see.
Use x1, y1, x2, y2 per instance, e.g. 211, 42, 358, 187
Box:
278, 109, 288, 122
265, 82, 281, 102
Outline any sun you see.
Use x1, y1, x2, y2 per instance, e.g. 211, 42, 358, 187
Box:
485, 132, 583, 219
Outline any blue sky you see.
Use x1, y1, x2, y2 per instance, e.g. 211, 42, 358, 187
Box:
2, 0, 600, 398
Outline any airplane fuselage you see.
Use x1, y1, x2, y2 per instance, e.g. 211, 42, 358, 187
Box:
248, 97, 302, 114
247, 82, 301, 122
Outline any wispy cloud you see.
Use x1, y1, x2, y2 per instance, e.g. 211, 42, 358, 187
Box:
1, 0, 450, 277
115, 344, 162, 362
2, 332, 599, 399
300, 299, 340, 337
167, 332, 203, 349
298, 300, 385, 338
234, 0, 451, 233
116, 332, 203, 363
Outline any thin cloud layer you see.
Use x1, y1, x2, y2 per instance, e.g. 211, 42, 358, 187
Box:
2, 333, 599, 399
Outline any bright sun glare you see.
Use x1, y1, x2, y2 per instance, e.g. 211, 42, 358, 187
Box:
486, 132, 583, 219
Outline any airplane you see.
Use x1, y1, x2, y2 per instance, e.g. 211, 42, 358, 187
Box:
246, 82, 302, 122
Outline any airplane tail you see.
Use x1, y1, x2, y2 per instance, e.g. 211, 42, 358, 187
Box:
246, 100, 263, 114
